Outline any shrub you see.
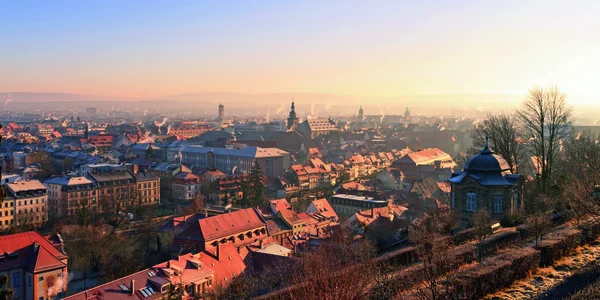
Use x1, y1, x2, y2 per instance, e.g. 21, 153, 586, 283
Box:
534, 228, 582, 266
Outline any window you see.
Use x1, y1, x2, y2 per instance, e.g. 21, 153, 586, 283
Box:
39, 276, 44, 281
494, 194, 503, 214
12, 272, 21, 287
466, 193, 477, 212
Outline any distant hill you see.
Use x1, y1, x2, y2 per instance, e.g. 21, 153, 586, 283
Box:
0, 92, 139, 103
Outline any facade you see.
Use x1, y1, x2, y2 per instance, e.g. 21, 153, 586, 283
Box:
449, 141, 523, 226
172, 171, 201, 201
179, 146, 290, 177
88, 170, 138, 211
44, 176, 97, 217
0, 196, 15, 229
0, 231, 68, 300
135, 171, 160, 205
298, 118, 340, 139
208, 175, 245, 204
6, 180, 48, 226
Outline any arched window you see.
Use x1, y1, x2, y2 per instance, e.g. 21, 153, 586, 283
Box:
466, 192, 477, 212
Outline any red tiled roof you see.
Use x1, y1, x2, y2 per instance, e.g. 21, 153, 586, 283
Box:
308, 198, 338, 220
341, 182, 367, 191
0, 231, 67, 273
178, 208, 266, 242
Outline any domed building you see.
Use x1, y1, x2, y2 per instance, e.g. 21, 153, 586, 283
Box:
449, 138, 523, 226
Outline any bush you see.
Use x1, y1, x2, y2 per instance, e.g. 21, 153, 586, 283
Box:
534, 228, 582, 266
447, 248, 540, 299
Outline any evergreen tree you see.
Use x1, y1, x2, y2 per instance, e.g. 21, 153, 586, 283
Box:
248, 161, 265, 207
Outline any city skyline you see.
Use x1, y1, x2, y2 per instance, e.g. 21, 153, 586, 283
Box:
2, 0, 600, 106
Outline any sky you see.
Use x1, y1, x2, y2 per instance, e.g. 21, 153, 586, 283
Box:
1, 0, 600, 104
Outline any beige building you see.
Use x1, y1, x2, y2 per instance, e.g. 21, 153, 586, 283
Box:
0, 195, 15, 229
135, 171, 160, 205
6, 180, 48, 226
44, 176, 97, 217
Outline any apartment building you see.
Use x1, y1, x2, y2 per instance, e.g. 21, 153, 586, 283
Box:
6, 180, 48, 226
44, 176, 97, 217
179, 146, 290, 177
0, 196, 15, 229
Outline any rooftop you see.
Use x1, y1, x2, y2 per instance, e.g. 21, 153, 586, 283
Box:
6, 179, 46, 192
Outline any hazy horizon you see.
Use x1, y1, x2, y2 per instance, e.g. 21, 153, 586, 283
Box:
3, 0, 600, 107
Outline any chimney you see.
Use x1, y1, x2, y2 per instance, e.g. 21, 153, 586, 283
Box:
259, 240, 264, 249
371, 208, 374, 218
184, 214, 187, 222
205, 211, 209, 218
130, 279, 135, 296
85, 291, 88, 300
167, 261, 171, 268
216, 243, 221, 262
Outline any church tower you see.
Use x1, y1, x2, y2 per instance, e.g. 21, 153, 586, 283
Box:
287, 99, 299, 130
358, 106, 364, 121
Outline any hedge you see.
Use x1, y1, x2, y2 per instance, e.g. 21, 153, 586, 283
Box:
452, 228, 475, 245
374, 246, 417, 266
516, 224, 530, 239
478, 230, 521, 257
578, 220, 600, 244
534, 228, 582, 266
446, 248, 541, 299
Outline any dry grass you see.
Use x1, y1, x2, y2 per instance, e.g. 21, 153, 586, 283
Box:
485, 241, 600, 300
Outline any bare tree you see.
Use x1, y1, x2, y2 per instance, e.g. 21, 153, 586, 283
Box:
517, 85, 573, 194
285, 229, 376, 300
472, 112, 523, 173
472, 210, 492, 261
409, 212, 459, 300
100, 188, 140, 233
527, 212, 551, 246
561, 130, 600, 223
